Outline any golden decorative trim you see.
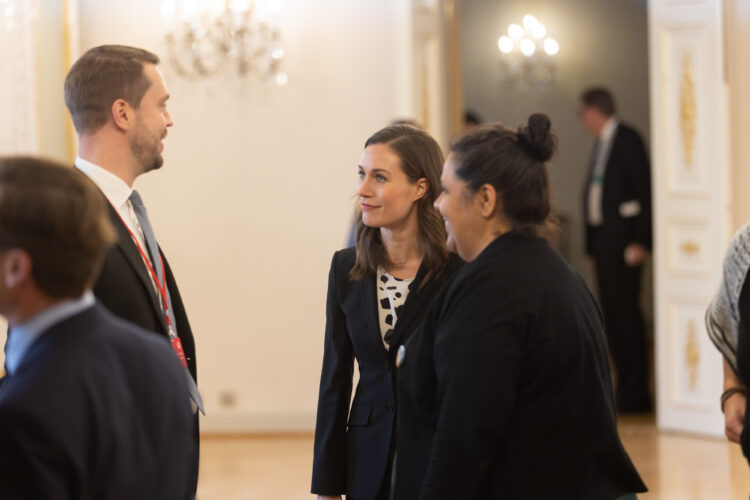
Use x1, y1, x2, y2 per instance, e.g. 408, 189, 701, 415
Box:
680, 240, 700, 256
679, 53, 696, 169
686, 320, 700, 391
63, 0, 76, 164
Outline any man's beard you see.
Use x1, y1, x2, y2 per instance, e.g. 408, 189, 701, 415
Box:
130, 121, 164, 173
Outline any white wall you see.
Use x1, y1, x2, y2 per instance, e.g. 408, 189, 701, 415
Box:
77, 0, 413, 431
728, 0, 750, 231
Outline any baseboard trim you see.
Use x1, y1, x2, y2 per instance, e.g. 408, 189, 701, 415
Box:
199, 412, 316, 433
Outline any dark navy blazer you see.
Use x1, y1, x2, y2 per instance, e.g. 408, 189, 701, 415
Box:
0, 304, 196, 499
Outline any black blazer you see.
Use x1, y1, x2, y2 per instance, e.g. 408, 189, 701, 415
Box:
95, 203, 197, 383
311, 248, 462, 499
94, 201, 199, 495
0, 304, 196, 500
394, 230, 647, 499
583, 122, 652, 256
736, 270, 750, 464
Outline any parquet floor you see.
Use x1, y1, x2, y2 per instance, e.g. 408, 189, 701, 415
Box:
196, 415, 750, 499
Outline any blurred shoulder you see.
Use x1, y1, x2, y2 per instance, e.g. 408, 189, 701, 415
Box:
330, 246, 356, 275
616, 121, 645, 143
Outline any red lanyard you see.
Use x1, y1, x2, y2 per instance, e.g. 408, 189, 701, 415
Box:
113, 206, 188, 368
116, 211, 171, 326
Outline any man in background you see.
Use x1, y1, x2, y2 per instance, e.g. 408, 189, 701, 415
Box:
63, 44, 203, 491
0, 157, 195, 499
580, 87, 653, 413
463, 109, 483, 134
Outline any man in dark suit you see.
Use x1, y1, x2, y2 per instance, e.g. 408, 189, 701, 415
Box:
0, 157, 196, 499
580, 87, 653, 413
63, 45, 203, 491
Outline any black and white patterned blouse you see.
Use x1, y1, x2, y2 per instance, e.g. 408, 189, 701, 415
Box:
376, 267, 415, 349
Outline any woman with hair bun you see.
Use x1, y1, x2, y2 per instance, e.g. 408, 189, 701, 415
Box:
392, 114, 647, 499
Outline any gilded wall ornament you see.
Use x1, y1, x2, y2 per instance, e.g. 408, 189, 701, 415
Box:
680, 54, 697, 169
686, 320, 700, 391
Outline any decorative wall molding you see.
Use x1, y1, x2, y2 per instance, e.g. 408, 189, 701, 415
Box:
680, 54, 696, 169
665, 217, 711, 279
0, 0, 39, 154
651, 0, 729, 437
666, 297, 716, 412
661, 26, 709, 198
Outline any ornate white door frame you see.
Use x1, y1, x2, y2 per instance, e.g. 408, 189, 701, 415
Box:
649, 0, 729, 436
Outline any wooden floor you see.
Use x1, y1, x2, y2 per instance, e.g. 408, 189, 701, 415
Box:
197, 415, 750, 499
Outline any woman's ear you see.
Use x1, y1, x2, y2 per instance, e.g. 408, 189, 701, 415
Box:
413, 177, 428, 201
477, 183, 498, 218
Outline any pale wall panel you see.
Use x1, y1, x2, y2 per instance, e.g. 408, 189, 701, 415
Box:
77, 0, 413, 431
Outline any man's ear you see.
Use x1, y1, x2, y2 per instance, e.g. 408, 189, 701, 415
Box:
477, 183, 498, 218
3, 249, 32, 289
111, 99, 133, 132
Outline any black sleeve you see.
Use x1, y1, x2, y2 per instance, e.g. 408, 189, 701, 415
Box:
737, 271, 750, 463
0, 408, 71, 499
624, 129, 652, 249
419, 275, 525, 499
311, 252, 354, 495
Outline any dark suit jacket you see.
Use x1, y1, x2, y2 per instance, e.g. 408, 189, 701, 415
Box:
95, 203, 197, 383
394, 230, 647, 499
584, 122, 652, 256
311, 248, 462, 499
0, 304, 196, 500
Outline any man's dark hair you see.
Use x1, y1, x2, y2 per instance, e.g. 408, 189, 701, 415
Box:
464, 110, 483, 126
64, 45, 160, 135
580, 87, 616, 116
0, 156, 116, 298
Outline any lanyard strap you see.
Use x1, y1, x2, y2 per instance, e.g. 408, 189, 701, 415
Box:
113, 204, 173, 331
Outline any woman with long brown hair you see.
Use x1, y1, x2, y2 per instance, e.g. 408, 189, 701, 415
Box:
311, 125, 462, 500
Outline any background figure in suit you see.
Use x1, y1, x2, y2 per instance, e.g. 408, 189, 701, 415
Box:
393, 115, 647, 499
312, 125, 462, 500
63, 44, 202, 492
580, 87, 653, 413
0, 157, 196, 499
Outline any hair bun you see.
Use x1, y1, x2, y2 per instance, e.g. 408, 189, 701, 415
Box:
517, 113, 556, 163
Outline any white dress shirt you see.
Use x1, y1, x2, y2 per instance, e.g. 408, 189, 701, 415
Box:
587, 117, 619, 226
75, 158, 159, 292
376, 267, 414, 350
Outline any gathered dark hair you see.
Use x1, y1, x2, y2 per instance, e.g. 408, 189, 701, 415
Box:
450, 113, 557, 229
350, 125, 448, 286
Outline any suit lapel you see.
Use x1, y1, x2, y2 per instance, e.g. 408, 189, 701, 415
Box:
355, 274, 388, 356
106, 204, 168, 333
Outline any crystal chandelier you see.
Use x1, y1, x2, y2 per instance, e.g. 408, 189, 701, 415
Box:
162, 0, 287, 84
497, 15, 559, 90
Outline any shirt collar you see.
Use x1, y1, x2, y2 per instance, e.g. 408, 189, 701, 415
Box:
75, 157, 133, 209
5, 292, 96, 375
599, 117, 619, 143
